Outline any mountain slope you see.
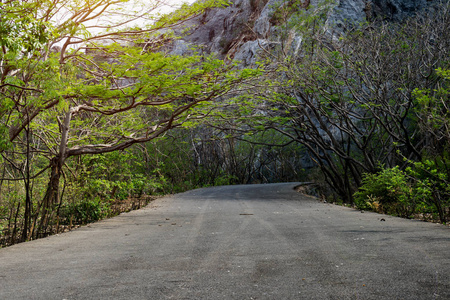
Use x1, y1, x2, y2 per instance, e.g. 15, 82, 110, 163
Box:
171, 0, 438, 64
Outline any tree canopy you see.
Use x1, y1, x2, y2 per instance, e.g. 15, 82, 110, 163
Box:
0, 0, 261, 243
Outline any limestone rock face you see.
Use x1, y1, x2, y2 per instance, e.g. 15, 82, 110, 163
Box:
370, 0, 429, 20
169, 0, 269, 61
326, 0, 429, 29
174, 0, 440, 64
253, 0, 280, 38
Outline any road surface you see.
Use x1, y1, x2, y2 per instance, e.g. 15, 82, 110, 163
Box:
0, 183, 449, 299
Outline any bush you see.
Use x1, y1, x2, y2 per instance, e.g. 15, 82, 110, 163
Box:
61, 198, 110, 225
354, 162, 450, 223
354, 167, 415, 217
406, 157, 450, 223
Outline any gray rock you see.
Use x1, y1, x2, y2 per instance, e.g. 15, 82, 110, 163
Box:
326, 0, 366, 30
253, 0, 282, 38
234, 39, 270, 65
370, 0, 428, 20
172, 0, 440, 60
326, 0, 431, 31
170, 40, 192, 56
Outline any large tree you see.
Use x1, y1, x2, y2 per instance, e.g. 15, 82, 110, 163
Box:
0, 0, 256, 241
223, 1, 449, 206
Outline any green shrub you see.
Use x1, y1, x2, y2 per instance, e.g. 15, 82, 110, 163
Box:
214, 174, 238, 186
406, 157, 450, 223
354, 166, 415, 217
61, 197, 110, 225
354, 160, 449, 223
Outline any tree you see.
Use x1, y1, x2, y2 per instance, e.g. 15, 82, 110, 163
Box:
0, 0, 258, 241
224, 1, 449, 205
265, 2, 450, 205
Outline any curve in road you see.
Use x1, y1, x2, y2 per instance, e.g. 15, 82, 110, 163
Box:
0, 183, 449, 299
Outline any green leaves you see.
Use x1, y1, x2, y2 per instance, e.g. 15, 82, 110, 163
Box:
1, 0, 262, 245
412, 68, 449, 139
354, 166, 414, 216
0, 125, 12, 152
0, 2, 53, 56
152, 0, 230, 30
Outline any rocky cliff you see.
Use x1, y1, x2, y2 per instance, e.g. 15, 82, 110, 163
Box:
170, 0, 441, 65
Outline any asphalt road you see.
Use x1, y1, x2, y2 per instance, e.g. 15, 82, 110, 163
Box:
0, 183, 449, 300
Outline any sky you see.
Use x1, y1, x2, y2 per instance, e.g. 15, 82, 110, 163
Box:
54, 0, 198, 34
50, 0, 199, 48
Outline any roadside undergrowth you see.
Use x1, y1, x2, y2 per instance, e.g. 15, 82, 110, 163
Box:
0, 195, 157, 248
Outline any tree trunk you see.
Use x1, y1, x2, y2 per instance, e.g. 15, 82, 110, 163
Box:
21, 127, 32, 242
36, 109, 72, 238
36, 156, 63, 237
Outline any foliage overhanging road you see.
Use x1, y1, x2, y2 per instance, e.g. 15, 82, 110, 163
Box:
0, 183, 449, 299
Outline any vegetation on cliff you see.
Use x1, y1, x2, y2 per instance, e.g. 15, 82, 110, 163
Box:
1, 0, 448, 247
228, 0, 449, 222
